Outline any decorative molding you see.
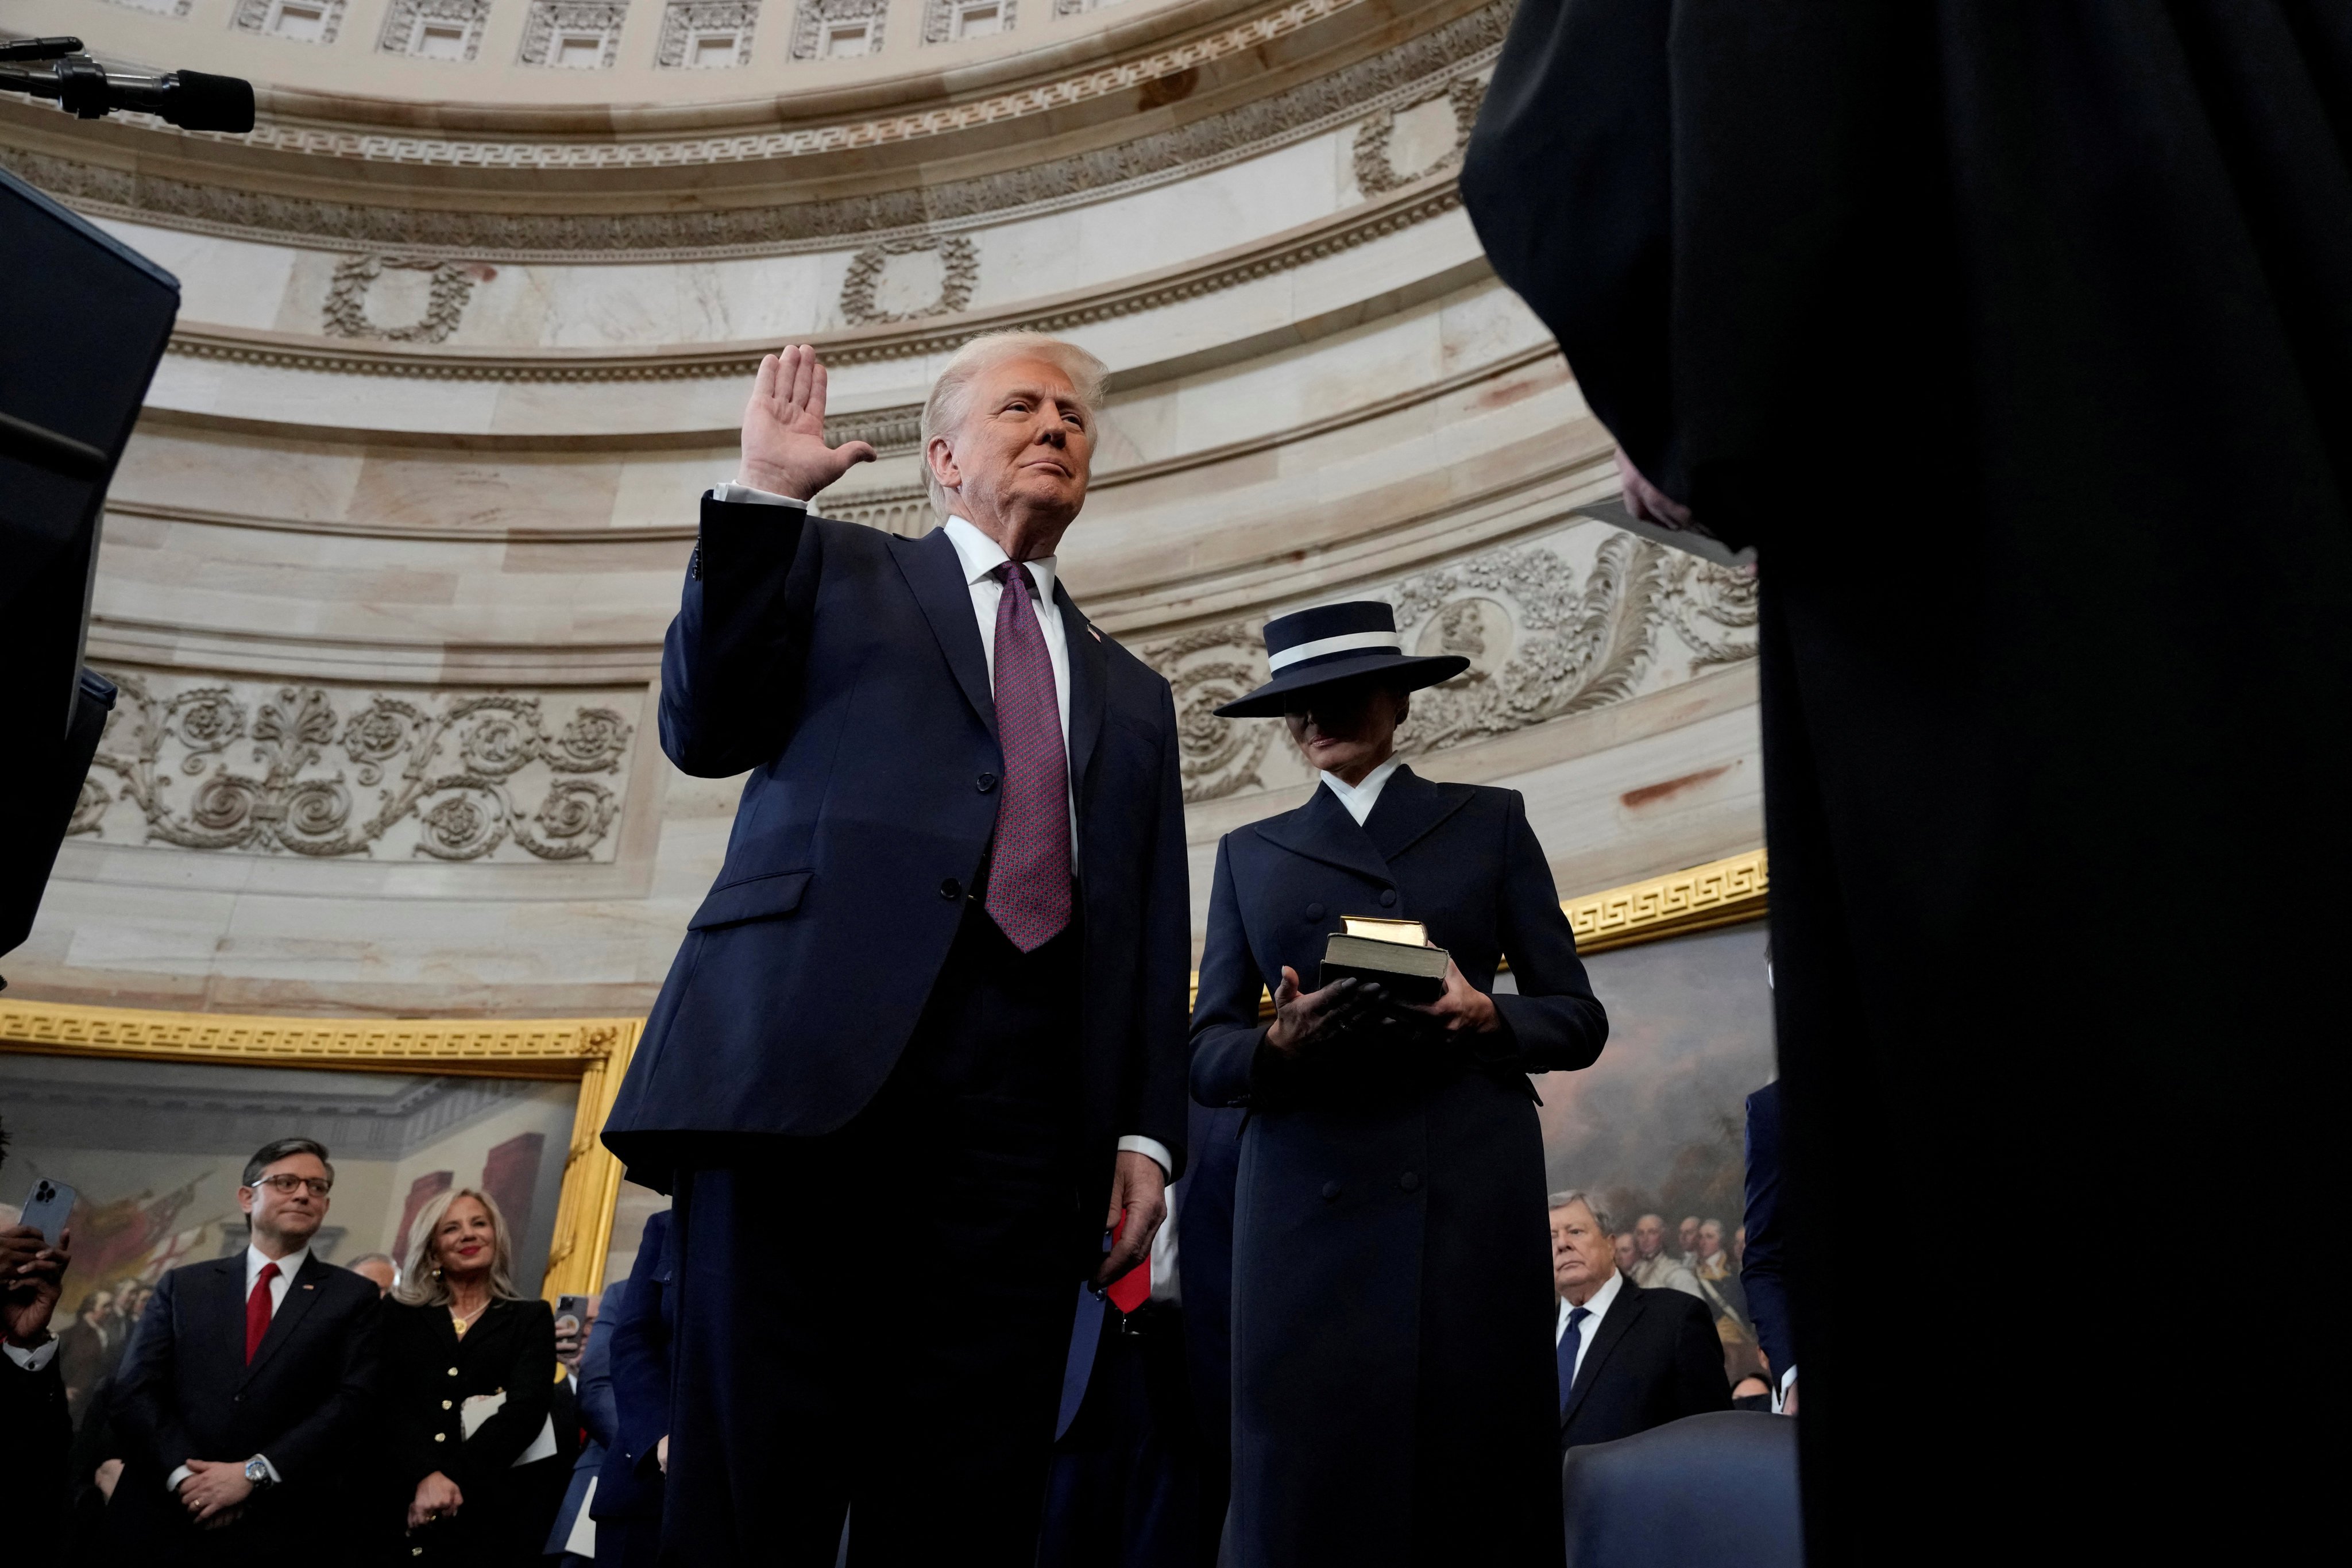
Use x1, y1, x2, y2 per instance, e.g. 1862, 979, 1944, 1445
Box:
377, 0, 493, 60
838, 234, 980, 325
101, 0, 196, 16
923, 0, 1017, 44
74, 673, 638, 863
790, 0, 888, 59
1563, 849, 1769, 955
320, 255, 479, 343
0, 3, 1507, 259
152, 172, 1467, 380
517, 0, 631, 67
230, 0, 349, 44
1351, 74, 1484, 196
0, 1005, 642, 1300
655, 0, 762, 67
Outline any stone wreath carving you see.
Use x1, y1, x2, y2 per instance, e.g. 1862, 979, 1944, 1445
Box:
322, 255, 477, 343
839, 235, 981, 325
73, 673, 635, 863
1352, 75, 1488, 196
1141, 529, 1759, 801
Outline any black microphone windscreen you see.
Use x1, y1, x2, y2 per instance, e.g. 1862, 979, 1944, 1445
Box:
163, 71, 254, 134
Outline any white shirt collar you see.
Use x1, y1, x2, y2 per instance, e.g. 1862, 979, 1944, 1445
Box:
944, 516, 1060, 603
1558, 1265, 1625, 1332
246, 1240, 309, 1290
1318, 756, 1403, 826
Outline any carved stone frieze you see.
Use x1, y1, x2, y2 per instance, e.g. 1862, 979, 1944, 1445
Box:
839, 235, 981, 325
0, 2, 1511, 260
72, 673, 639, 864
518, 1, 631, 68
320, 255, 480, 343
790, 0, 888, 59
1138, 523, 1761, 803
656, 0, 762, 68
1351, 74, 1486, 196
377, 0, 493, 60
231, 0, 349, 44
923, 0, 1017, 43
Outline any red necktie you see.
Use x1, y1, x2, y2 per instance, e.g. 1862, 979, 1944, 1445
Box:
245, 1262, 280, 1363
984, 563, 1072, 952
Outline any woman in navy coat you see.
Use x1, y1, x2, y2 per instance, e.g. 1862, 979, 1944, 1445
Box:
1190, 601, 1608, 1568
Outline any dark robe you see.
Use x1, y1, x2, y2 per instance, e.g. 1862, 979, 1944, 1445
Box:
1461, 5, 2351, 1561
1191, 769, 1608, 1567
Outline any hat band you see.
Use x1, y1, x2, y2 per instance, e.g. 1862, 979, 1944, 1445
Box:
1266, 630, 1403, 672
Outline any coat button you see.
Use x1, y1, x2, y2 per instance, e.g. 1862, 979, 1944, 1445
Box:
1320, 1180, 1342, 1202
1379, 889, 1398, 907
442, 1400, 453, 1410
976, 772, 998, 793
447, 1367, 458, 1376
1399, 1171, 1421, 1192
940, 877, 963, 901
1306, 902, 1325, 921
433, 1432, 446, 1443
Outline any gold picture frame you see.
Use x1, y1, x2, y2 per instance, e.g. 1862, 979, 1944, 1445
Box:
0, 1003, 639, 1304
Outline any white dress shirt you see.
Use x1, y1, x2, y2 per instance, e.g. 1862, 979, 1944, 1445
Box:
165, 1242, 307, 1492
1319, 756, 1404, 825
1554, 1267, 1626, 1391
2, 1335, 58, 1371
705, 486, 1171, 1179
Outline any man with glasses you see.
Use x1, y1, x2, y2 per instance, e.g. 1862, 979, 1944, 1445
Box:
113, 1137, 384, 1559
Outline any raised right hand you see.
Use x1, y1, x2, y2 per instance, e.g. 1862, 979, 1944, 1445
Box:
737, 344, 879, 501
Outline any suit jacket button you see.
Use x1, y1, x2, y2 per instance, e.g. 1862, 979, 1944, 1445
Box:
976, 772, 998, 793
448, 1367, 459, 1376
1379, 889, 1398, 907
1320, 1181, 1342, 1202
433, 1432, 446, 1443
1306, 902, 1325, 921
1399, 1170, 1421, 1192
940, 877, 963, 901
442, 1400, 453, 1410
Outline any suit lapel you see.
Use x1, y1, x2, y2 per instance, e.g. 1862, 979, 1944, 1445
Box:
1360, 766, 1475, 863
240, 1254, 327, 1388
1561, 1282, 1648, 1430
1253, 782, 1395, 889
893, 528, 997, 740
1056, 581, 1107, 795
202, 1257, 246, 1365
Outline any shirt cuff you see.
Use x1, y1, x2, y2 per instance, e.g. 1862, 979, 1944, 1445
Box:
1776, 1363, 1799, 1412
1, 1337, 57, 1371
1115, 1136, 1173, 1177
167, 1465, 191, 1493
709, 481, 806, 508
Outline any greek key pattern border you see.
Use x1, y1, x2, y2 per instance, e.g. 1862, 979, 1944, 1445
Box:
1564, 849, 1770, 955
0, 1002, 632, 1080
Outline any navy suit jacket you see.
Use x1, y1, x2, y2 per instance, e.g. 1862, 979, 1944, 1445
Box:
604, 499, 1192, 1185
112, 1253, 381, 1541
1559, 1280, 1732, 1452
1740, 1082, 1793, 1382
594, 1210, 673, 1524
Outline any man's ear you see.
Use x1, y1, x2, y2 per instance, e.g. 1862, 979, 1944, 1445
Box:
237, 1185, 256, 1218
925, 435, 959, 492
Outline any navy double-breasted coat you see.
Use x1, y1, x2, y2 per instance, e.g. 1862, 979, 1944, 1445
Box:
1190, 767, 1607, 1567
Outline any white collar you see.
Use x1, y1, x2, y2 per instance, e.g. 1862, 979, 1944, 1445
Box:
1318, 756, 1403, 825
1559, 1265, 1624, 1325
944, 516, 1060, 603
246, 1240, 310, 1288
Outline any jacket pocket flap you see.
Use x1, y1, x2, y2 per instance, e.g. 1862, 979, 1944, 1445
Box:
687, 870, 812, 930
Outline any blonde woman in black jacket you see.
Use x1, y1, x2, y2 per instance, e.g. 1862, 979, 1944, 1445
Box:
381, 1188, 561, 1564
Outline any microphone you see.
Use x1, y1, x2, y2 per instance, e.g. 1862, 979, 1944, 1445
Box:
0, 44, 254, 133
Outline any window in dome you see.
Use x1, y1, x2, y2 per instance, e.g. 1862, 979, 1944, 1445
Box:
231, 0, 348, 44
921, 0, 1014, 45
379, 0, 491, 61
656, 0, 760, 68
789, 0, 885, 61
519, 1, 629, 69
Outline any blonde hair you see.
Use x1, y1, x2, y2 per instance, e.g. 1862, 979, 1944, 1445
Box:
920, 331, 1109, 518
391, 1187, 524, 1308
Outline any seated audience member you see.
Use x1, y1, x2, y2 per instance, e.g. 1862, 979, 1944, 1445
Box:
345, 1253, 398, 1297
592, 1210, 674, 1568
1741, 1083, 1795, 1413
1628, 1214, 1705, 1299
382, 1187, 561, 1565
2, 1115, 76, 1564
111, 1137, 384, 1559
549, 1285, 618, 1567
1551, 1192, 1731, 1452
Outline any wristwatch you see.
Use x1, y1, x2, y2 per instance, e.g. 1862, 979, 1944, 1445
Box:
243, 1458, 274, 1490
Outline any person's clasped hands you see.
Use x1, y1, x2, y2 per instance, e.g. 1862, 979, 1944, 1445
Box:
1263, 953, 1502, 1064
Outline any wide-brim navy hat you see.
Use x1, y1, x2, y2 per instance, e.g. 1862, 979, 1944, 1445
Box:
1212, 600, 1470, 718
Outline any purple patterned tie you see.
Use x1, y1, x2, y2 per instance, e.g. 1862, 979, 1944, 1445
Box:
984, 562, 1072, 951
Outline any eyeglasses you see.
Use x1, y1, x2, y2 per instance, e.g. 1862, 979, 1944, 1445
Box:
252, 1175, 332, 1197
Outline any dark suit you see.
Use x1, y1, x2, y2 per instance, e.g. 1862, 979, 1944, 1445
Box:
591, 1211, 673, 1568
1740, 1083, 1793, 1384
1559, 1411, 1801, 1568
601, 499, 1190, 1565
381, 1295, 558, 1564
1192, 768, 1608, 1567
111, 1253, 381, 1557
2, 1339, 72, 1563
1558, 1279, 1732, 1453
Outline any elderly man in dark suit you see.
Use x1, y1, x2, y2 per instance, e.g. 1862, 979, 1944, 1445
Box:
111, 1137, 382, 1559
602, 335, 1192, 1566
1551, 1191, 1729, 1453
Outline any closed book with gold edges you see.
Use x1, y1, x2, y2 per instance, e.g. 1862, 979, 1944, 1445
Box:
1319, 930, 1449, 1005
